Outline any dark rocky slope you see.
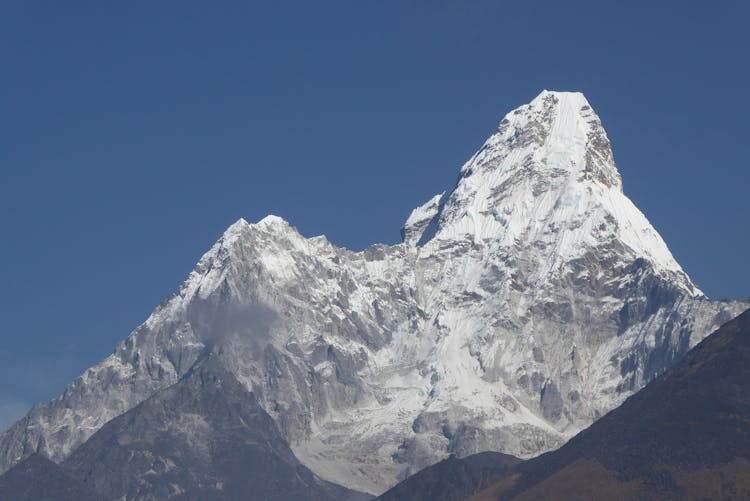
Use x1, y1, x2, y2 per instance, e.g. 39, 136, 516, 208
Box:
0, 454, 96, 501
62, 359, 369, 500
377, 452, 521, 501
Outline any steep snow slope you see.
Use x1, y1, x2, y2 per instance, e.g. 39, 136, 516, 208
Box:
0, 91, 746, 495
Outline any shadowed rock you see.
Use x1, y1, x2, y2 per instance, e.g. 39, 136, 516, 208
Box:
0, 454, 96, 501
61, 360, 370, 501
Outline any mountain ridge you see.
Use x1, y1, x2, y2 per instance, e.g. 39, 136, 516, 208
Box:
1, 90, 746, 495
62, 359, 370, 501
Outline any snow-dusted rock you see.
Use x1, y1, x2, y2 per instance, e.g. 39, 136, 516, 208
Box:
0, 90, 746, 495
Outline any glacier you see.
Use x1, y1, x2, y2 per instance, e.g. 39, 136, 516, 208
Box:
0, 90, 746, 495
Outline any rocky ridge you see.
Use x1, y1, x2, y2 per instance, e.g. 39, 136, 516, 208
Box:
0, 90, 746, 495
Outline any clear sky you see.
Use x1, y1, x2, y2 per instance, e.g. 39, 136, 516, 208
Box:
1, 1, 748, 430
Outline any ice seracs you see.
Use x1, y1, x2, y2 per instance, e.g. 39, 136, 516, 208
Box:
0, 90, 745, 495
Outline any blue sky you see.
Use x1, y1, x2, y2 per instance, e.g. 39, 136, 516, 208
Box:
1, 1, 748, 429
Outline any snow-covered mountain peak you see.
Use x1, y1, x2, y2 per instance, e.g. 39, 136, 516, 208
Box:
212, 216, 301, 258
221, 215, 292, 240
529, 89, 589, 109
3, 89, 744, 496
404, 90, 698, 295
475, 89, 622, 190
221, 217, 250, 240
176, 215, 309, 303
256, 214, 290, 229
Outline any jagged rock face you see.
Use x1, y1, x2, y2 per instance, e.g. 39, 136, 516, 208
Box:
0, 90, 746, 495
61, 361, 367, 501
382, 308, 750, 501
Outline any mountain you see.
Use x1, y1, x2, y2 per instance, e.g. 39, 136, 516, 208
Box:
0, 361, 369, 500
61, 360, 369, 501
379, 308, 750, 500
0, 90, 746, 495
377, 452, 521, 501
0, 454, 96, 501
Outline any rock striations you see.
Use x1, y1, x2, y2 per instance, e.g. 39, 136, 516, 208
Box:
379, 308, 750, 500
0, 90, 746, 495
